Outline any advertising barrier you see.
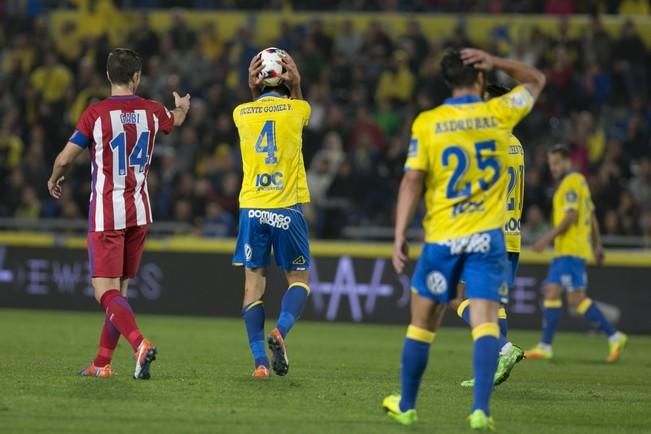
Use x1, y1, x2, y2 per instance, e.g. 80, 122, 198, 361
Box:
0, 235, 649, 333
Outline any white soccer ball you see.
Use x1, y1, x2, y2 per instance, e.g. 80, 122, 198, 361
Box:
258, 47, 286, 87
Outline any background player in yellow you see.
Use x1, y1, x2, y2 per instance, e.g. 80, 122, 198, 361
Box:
382, 49, 545, 431
527, 145, 627, 362
232, 51, 312, 378
449, 84, 526, 389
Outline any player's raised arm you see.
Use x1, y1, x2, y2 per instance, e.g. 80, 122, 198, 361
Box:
48, 141, 86, 199
248, 55, 264, 100
461, 48, 546, 101
171, 91, 191, 127
280, 53, 303, 100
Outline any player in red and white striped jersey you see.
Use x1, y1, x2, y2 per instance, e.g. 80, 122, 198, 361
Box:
47, 48, 191, 379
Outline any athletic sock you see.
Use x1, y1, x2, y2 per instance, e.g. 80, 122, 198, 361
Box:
471, 323, 500, 415
498, 306, 508, 338
242, 301, 269, 368
458, 300, 510, 352
399, 325, 435, 412
457, 299, 471, 325
99, 289, 143, 352
93, 315, 120, 367
276, 283, 310, 339
541, 299, 562, 345
577, 298, 617, 337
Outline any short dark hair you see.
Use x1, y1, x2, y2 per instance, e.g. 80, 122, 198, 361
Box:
441, 49, 481, 89
107, 48, 142, 86
261, 84, 291, 97
485, 83, 511, 98
549, 144, 571, 159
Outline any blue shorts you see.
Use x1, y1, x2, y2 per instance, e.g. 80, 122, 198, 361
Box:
411, 229, 508, 304
232, 204, 310, 271
547, 256, 587, 291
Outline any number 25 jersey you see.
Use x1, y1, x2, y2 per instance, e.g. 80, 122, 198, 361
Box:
233, 94, 311, 209
405, 86, 534, 243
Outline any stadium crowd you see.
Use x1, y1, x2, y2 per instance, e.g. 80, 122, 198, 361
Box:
1, 5, 651, 245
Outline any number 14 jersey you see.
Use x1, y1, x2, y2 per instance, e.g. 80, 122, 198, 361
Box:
405, 86, 534, 243
233, 94, 311, 209
70, 95, 175, 232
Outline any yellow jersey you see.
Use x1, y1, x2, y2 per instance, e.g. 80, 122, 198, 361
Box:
504, 136, 525, 253
552, 172, 594, 260
404, 85, 534, 243
233, 94, 311, 209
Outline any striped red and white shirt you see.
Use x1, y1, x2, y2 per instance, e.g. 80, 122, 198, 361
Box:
69, 95, 174, 232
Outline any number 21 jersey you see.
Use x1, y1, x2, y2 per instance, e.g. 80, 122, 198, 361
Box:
233, 94, 311, 209
404, 86, 534, 243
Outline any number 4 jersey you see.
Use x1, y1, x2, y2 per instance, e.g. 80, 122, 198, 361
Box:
405, 86, 534, 243
69, 95, 175, 232
233, 93, 311, 209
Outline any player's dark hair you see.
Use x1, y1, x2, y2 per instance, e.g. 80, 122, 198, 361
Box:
261, 84, 291, 97
441, 49, 481, 89
549, 144, 571, 159
485, 83, 511, 98
107, 48, 142, 86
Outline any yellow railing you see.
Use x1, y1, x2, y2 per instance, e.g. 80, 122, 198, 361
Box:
49, 10, 651, 49
1, 231, 650, 267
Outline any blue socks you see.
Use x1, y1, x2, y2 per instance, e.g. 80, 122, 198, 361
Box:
471, 323, 500, 414
498, 307, 508, 338
276, 283, 310, 338
242, 301, 269, 368
541, 300, 562, 345
243, 283, 310, 369
399, 325, 435, 412
578, 298, 616, 337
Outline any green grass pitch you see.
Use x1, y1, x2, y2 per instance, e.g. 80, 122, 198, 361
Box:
1, 309, 650, 434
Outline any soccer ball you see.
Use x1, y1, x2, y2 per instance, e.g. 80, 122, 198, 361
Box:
258, 47, 286, 87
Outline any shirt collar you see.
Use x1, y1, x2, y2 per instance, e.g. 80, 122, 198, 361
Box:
257, 92, 283, 100
443, 94, 482, 105
109, 94, 138, 100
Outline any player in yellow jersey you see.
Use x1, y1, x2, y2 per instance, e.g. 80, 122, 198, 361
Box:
449, 84, 526, 389
232, 52, 311, 378
382, 49, 545, 431
526, 145, 627, 362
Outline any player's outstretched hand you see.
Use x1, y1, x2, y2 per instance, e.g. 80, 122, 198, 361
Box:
280, 52, 301, 86
48, 176, 64, 199
532, 237, 548, 253
594, 245, 605, 266
392, 237, 409, 274
173, 91, 191, 114
248, 55, 264, 89
461, 48, 495, 72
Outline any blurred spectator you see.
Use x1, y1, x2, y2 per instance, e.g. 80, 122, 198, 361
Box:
629, 158, 651, 213
375, 51, 415, 104
334, 20, 363, 60
522, 205, 550, 243
30, 52, 72, 104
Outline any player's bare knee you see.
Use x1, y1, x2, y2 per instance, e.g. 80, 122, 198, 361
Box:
544, 284, 562, 300
448, 298, 462, 311
285, 269, 309, 287
566, 291, 585, 308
